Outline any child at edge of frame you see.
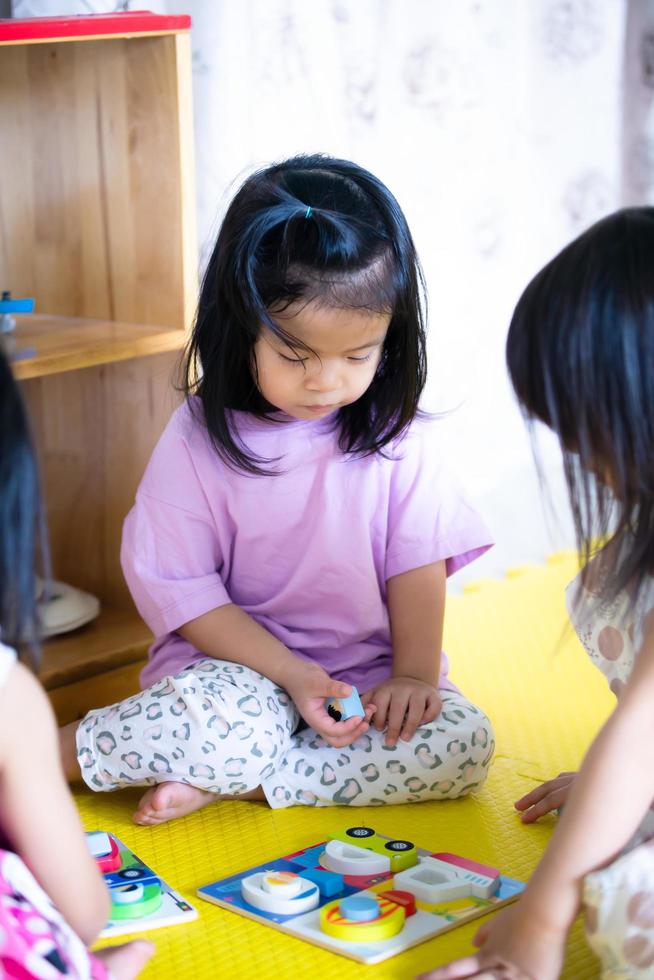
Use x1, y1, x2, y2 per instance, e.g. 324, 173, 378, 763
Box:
419, 208, 654, 980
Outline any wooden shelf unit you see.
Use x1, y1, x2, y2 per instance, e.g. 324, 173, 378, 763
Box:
11, 313, 186, 380
0, 13, 197, 719
40, 607, 152, 690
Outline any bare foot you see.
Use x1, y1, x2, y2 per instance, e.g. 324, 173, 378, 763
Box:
95, 939, 154, 979
133, 782, 214, 825
133, 781, 267, 826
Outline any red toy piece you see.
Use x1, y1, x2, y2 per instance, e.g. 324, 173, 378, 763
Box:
88, 831, 122, 873
378, 889, 417, 917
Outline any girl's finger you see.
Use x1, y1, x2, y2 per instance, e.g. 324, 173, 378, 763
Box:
514, 778, 566, 810
515, 771, 575, 809
385, 695, 410, 746
324, 679, 353, 699
519, 788, 567, 823
372, 691, 391, 732
415, 956, 485, 978
324, 720, 369, 748
321, 711, 367, 734
420, 691, 442, 724
400, 694, 425, 741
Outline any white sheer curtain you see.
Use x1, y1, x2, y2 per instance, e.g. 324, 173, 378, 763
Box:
172, 0, 633, 584
13, 0, 653, 584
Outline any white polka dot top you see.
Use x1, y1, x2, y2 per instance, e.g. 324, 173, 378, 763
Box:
566, 544, 654, 700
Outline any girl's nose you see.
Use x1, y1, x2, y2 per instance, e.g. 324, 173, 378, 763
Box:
305, 361, 340, 391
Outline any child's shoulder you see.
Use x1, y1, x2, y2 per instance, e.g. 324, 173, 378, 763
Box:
165, 397, 209, 446
158, 398, 234, 459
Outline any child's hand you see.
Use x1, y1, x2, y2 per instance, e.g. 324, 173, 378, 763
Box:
415, 902, 567, 980
281, 660, 374, 748
361, 677, 441, 747
514, 771, 576, 823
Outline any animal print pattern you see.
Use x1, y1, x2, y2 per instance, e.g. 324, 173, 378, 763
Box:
76, 659, 494, 808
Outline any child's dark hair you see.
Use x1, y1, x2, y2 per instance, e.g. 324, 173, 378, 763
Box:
507, 207, 654, 597
0, 349, 42, 654
184, 153, 427, 473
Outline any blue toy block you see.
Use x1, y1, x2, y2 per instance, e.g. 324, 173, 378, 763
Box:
0, 293, 34, 314
296, 867, 344, 898
105, 864, 160, 890
339, 895, 380, 921
325, 687, 364, 722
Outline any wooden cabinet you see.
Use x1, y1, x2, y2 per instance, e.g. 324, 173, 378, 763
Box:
0, 12, 196, 720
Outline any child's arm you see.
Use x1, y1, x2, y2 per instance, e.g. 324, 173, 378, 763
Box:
0, 662, 110, 945
419, 621, 654, 980
362, 561, 445, 747
178, 603, 373, 747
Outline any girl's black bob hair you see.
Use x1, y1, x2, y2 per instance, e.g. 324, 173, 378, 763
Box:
0, 348, 43, 657
507, 206, 654, 598
183, 153, 427, 473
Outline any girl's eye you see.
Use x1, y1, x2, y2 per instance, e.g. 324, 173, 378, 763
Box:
278, 352, 308, 366
348, 352, 374, 363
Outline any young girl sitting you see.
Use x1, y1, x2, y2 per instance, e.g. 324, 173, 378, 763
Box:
0, 351, 152, 978
421, 207, 654, 980
61, 154, 494, 826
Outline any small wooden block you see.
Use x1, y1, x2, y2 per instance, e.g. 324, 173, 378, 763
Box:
320, 894, 405, 942
325, 688, 364, 721
393, 858, 472, 904
321, 839, 390, 877
297, 867, 344, 897
378, 889, 417, 917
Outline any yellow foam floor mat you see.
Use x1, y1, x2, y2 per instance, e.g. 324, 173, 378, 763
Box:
76, 552, 613, 979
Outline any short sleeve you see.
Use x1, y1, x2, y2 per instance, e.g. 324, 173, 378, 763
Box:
385, 422, 493, 581
121, 410, 231, 637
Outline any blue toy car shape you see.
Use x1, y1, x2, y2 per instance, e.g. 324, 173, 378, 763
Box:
105, 863, 161, 890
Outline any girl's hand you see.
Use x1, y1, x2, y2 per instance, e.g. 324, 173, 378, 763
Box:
415, 902, 567, 980
281, 660, 374, 748
361, 676, 441, 747
514, 772, 576, 824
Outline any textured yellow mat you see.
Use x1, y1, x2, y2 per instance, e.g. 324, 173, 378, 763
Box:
77, 552, 613, 979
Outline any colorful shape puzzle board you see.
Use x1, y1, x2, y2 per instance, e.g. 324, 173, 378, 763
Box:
197, 826, 525, 965
87, 832, 198, 938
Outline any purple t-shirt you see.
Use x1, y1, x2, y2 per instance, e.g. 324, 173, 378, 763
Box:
122, 400, 492, 692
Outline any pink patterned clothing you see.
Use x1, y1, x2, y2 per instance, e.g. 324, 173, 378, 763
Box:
0, 643, 108, 979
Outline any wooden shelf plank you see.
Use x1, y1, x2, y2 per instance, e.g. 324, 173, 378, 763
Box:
10, 314, 186, 380
39, 607, 151, 691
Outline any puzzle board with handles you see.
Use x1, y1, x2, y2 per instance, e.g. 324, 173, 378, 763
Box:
197, 825, 525, 965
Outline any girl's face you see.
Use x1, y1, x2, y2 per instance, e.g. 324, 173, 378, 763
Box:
253, 302, 391, 420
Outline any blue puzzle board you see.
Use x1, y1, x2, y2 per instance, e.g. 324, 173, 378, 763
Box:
197, 833, 526, 965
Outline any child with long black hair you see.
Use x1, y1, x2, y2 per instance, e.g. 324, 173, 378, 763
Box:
421, 208, 654, 979
61, 154, 494, 826
0, 350, 152, 978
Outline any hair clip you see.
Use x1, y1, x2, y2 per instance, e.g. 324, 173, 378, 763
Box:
305, 206, 313, 219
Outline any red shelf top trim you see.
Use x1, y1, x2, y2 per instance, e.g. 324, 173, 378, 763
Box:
0, 10, 190, 43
